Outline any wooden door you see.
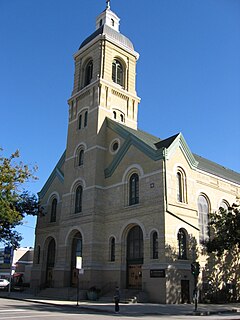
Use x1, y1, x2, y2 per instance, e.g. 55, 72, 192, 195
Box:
181, 279, 190, 303
71, 268, 78, 287
128, 264, 142, 289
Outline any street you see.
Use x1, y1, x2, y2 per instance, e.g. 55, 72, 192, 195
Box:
1, 298, 240, 320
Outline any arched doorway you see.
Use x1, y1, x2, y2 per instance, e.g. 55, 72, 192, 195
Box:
46, 238, 56, 287
71, 232, 82, 287
127, 225, 143, 289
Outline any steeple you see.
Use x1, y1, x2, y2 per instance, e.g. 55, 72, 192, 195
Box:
96, 1, 120, 32
69, 2, 140, 133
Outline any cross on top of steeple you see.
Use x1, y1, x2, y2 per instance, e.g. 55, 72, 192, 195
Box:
106, 0, 110, 10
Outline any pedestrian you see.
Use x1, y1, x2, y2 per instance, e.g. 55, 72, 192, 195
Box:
113, 286, 120, 313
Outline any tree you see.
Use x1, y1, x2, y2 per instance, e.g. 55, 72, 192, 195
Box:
0, 148, 38, 248
205, 200, 240, 256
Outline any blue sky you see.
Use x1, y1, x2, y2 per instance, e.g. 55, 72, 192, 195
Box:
1, 0, 239, 247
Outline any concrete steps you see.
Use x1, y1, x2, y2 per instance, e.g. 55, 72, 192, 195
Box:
99, 289, 148, 304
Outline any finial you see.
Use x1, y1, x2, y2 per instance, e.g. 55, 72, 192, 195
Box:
106, 0, 110, 9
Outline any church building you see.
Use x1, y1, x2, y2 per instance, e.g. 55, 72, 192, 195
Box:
31, 1, 240, 303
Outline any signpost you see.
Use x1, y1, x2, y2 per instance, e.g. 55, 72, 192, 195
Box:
191, 261, 200, 312
0, 247, 14, 295
76, 256, 83, 306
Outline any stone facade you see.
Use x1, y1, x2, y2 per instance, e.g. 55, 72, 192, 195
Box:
31, 4, 240, 303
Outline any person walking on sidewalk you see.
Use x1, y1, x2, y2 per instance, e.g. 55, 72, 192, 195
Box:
113, 286, 120, 313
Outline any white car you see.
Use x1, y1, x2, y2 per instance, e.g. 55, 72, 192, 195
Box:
0, 279, 10, 290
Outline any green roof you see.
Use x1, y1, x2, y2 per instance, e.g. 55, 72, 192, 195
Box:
107, 119, 240, 184
194, 154, 240, 185
39, 120, 240, 197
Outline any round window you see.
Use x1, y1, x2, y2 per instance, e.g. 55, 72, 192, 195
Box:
112, 142, 119, 151
110, 139, 120, 154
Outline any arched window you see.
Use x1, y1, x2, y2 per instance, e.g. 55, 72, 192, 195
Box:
110, 237, 115, 262
178, 228, 187, 260
45, 238, 56, 287
127, 226, 143, 261
71, 232, 82, 287
85, 60, 93, 86
120, 114, 124, 122
176, 168, 186, 203
129, 173, 139, 206
113, 111, 117, 119
220, 200, 229, 212
78, 150, 84, 166
198, 195, 210, 242
112, 59, 124, 87
78, 114, 82, 130
84, 111, 88, 127
75, 186, 83, 213
152, 231, 158, 259
111, 18, 115, 27
50, 198, 57, 222
71, 233, 82, 266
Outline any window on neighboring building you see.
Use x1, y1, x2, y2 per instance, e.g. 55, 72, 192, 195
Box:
78, 150, 84, 166
152, 231, 158, 259
198, 195, 210, 242
50, 198, 57, 222
129, 173, 139, 206
110, 237, 115, 262
75, 185, 83, 213
178, 228, 187, 260
84, 60, 93, 86
176, 168, 186, 203
112, 59, 124, 87
84, 111, 88, 127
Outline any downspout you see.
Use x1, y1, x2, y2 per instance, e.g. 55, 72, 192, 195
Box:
162, 148, 168, 212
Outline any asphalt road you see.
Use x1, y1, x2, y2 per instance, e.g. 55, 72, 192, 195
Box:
1, 298, 240, 320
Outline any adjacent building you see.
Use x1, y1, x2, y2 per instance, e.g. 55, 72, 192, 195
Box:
31, 3, 240, 303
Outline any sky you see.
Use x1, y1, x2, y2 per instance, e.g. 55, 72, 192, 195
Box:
1, 0, 239, 248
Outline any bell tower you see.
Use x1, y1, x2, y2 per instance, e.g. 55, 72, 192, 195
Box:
67, 1, 140, 139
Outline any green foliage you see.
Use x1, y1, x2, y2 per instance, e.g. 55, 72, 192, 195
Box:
0, 148, 38, 247
191, 261, 200, 277
205, 201, 240, 256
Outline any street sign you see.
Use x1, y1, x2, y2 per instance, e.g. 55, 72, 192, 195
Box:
76, 256, 82, 270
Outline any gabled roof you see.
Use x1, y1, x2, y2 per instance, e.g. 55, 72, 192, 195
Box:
38, 151, 65, 199
106, 118, 240, 184
38, 120, 240, 198
107, 118, 161, 149
194, 154, 240, 185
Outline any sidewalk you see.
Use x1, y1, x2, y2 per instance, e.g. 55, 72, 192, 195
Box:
0, 290, 240, 316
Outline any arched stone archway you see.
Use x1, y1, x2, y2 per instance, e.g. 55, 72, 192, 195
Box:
126, 225, 143, 289
70, 231, 82, 287
46, 238, 56, 287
